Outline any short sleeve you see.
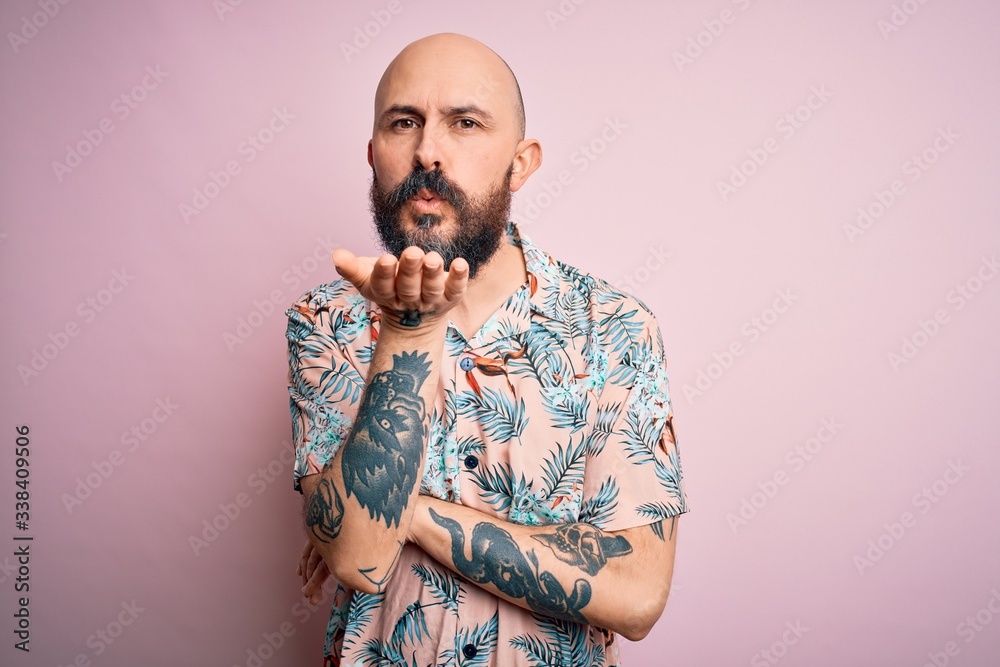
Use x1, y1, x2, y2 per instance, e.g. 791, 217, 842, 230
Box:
284, 286, 369, 494
579, 308, 689, 532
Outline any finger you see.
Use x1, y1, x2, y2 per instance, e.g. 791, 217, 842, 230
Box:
443, 257, 469, 304
395, 246, 425, 303
303, 560, 330, 602
420, 252, 445, 303
297, 539, 312, 577
331, 249, 362, 286
305, 548, 324, 580
369, 254, 398, 302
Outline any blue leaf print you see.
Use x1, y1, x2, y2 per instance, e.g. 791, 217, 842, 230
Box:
541, 382, 590, 433
538, 438, 586, 500
438, 610, 499, 667
344, 591, 384, 646
597, 303, 643, 357
455, 388, 528, 446
469, 462, 531, 514
360, 638, 408, 666
311, 359, 364, 405
389, 600, 430, 647
584, 401, 621, 457
578, 476, 620, 528
621, 410, 663, 467
456, 435, 486, 458
411, 563, 464, 614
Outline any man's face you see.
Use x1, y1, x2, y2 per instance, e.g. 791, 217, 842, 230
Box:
369, 164, 512, 279
367, 40, 526, 278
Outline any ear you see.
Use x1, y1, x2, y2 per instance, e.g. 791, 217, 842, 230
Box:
367, 140, 374, 169
509, 138, 543, 193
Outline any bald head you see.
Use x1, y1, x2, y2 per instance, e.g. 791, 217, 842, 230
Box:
374, 33, 525, 140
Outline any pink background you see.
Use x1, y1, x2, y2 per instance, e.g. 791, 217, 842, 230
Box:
3, 0, 999, 665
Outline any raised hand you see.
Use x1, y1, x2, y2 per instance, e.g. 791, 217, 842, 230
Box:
331, 246, 468, 332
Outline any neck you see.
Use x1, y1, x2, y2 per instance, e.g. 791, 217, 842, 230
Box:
450, 239, 527, 339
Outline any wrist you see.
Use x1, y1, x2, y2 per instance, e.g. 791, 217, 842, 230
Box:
377, 314, 449, 343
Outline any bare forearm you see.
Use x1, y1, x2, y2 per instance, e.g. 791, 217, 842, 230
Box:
306, 322, 445, 593
409, 495, 675, 640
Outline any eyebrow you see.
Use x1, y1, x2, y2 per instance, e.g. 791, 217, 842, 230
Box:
380, 104, 495, 126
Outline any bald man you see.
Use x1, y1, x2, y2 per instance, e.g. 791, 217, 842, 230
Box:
286, 33, 688, 666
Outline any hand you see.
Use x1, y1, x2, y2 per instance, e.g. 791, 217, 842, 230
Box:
331, 246, 468, 331
296, 539, 331, 604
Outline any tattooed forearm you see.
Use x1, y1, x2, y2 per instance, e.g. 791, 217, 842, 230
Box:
384, 306, 438, 328
341, 351, 431, 528
532, 524, 632, 575
429, 508, 592, 624
306, 478, 344, 543
357, 541, 404, 593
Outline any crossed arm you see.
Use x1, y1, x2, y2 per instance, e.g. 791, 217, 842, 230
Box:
294, 245, 680, 639
406, 494, 678, 641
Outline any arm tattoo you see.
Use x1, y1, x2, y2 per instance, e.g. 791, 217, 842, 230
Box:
341, 351, 431, 528
429, 508, 593, 624
532, 524, 632, 575
384, 306, 437, 328
357, 541, 404, 593
306, 478, 344, 543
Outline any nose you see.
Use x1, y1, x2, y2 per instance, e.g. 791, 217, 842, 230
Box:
413, 124, 442, 172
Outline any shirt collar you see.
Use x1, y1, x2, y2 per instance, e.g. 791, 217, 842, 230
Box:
508, 220, 565, 323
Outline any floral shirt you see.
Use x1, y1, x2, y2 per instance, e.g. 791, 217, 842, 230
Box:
284, 222, 689, 666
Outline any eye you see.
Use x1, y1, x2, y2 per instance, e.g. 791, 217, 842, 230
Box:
391, 118, 417, 129
379, 418, 392, 430
456, 118, 479, 130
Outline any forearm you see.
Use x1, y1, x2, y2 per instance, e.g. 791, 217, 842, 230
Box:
409, 495, 673, 640
306, 322, 445, 594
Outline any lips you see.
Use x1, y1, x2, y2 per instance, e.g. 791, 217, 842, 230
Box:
409, 188, 447, 214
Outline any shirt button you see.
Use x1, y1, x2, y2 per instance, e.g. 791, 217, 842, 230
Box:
463, 644, 478, 659
459, 357, 475, 371
464, 455, 479, 470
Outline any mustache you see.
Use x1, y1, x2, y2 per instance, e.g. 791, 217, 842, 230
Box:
381, 167, 467, 210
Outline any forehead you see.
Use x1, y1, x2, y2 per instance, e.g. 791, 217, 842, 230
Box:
375, 48, 508, 118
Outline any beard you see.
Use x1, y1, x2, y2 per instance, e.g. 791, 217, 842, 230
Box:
369, 164, 513, 279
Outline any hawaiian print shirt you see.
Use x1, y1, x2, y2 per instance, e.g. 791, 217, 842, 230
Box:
285, 221, 689, 666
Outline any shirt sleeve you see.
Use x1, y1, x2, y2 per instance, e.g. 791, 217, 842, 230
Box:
579, 305, 689, 532
284, 286, 368, 494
